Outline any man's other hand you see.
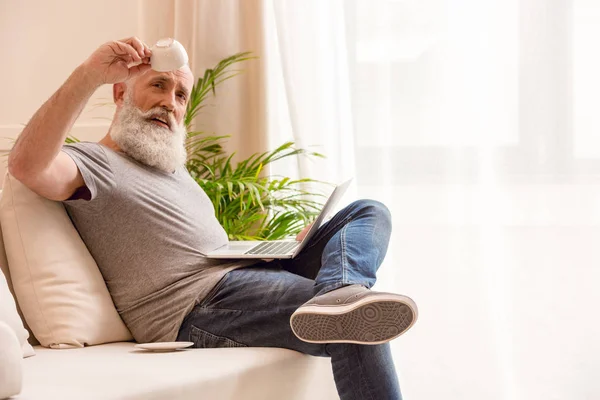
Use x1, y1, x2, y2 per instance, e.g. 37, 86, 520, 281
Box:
296, 222, 314, 241
82, 37, 152, 86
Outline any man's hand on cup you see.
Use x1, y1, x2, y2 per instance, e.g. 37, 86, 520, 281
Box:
82, 37, 152, 86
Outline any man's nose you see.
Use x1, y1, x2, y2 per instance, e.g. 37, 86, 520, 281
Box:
159, 93, 176, 112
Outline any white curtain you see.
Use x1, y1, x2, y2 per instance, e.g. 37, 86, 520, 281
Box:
266, 0, 600, 399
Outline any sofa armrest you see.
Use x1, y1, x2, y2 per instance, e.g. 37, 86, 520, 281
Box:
0, 320, 23, 399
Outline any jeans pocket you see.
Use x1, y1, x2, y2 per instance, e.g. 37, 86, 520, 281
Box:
189, 325, 247, 349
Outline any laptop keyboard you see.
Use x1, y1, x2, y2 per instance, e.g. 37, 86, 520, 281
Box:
245, 241, 300, 255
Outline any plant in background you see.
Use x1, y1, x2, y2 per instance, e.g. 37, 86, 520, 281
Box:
184, 52, 326, 240
61, 52, 326, 240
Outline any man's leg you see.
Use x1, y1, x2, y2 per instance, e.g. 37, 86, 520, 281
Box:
177, 266, 402, 400
281, 200, 417, 344
281, 199, 393, 290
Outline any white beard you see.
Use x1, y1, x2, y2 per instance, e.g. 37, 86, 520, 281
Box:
110, 99, 187, 173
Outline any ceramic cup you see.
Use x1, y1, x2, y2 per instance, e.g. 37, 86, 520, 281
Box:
150, 38, 189, 72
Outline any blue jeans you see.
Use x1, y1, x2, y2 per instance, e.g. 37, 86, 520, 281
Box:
177, 200, 402, 400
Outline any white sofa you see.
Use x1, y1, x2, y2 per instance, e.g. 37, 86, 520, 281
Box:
0, 178, 339, 400
16, 343, 338, 400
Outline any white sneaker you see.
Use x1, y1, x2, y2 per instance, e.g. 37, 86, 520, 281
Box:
290, 284, 418, 345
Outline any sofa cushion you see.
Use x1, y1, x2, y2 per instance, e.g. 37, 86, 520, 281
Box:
0, 320, 23, 399
0, 195, 38, 349
0, 205, 35, 357
0, 174, 132, 348
20, 343, 338, 400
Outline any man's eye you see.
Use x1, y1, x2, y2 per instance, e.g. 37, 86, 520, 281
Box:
152, 83, 163, 88
177, 93, 187, 100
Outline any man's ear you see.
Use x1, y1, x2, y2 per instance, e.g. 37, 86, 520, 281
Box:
113, 83, 127, 106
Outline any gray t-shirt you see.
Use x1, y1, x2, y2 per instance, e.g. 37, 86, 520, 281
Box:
62, 142, 253, 343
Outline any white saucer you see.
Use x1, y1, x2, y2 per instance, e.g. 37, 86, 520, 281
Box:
134, 342, 194, 352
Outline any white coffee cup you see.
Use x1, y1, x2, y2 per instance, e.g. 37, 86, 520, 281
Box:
150, 38, 189, 72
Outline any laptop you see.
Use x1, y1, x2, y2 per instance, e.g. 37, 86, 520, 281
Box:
205, 179, 352, 259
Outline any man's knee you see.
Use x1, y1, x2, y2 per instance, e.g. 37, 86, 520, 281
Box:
350, 199, 392, 224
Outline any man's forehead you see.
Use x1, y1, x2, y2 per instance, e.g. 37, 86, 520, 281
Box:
141, 67, 194, 89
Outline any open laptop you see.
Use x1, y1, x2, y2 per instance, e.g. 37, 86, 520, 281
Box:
205, 179, 352, 259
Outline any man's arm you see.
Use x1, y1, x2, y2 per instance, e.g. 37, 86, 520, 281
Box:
8, 67, 99, 200
8, 37, 151, 201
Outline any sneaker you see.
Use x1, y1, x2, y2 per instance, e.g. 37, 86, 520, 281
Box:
290, 284, 417, 345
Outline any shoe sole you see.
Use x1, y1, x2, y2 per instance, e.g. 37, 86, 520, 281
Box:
290, 294, 417, 345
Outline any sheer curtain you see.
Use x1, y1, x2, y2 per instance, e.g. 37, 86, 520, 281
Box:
267, 0, 600, 399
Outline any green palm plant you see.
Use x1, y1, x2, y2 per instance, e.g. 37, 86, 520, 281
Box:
183, 52, 326, 240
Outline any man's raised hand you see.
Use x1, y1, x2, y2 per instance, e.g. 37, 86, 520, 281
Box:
82, 37, 152, 86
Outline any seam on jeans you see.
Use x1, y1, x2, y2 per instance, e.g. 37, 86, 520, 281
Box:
340, 223, 349, 284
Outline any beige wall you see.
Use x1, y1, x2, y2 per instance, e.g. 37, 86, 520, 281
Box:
0, 0, 142, 183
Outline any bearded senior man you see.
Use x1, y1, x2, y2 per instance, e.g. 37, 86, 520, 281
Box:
8, 37, 418, 400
